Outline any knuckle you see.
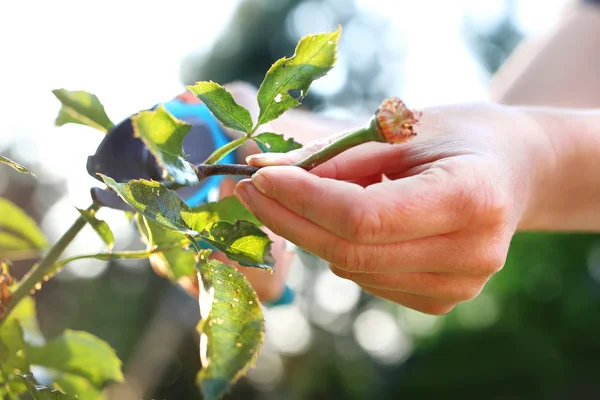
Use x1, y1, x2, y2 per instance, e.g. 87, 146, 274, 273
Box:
417, 301, 456, 316
462, 175, 511, 228
465, 245, 506, 275
344, 204, 382, 243
321, 239, 367, 272
453, 282, 483, 302
328, 263, 352, 280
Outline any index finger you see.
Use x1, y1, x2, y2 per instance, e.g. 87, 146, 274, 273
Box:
249, 160, 474, 245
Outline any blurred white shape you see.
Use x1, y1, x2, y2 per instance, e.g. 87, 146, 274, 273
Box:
311, 59, 349, 97
246, 350, 284, 391
513, 0, 570, 37
96, 207, 139, 251
30, 366, 53, 385
461, 0, 507, 30
40, 196, 80, 243
286, 253, 306, 291
456, 292, 499, 329
264, 304, 312, 356
399, 307, 444, 337
398, 0, 490, 107
341, 20, 378, 72
353, 308, 413, 364
62, 256, 109, 280
314, 270, 361, 314
587, 245, 600, 284
288, 0, 336, 41
354, 0, 397, 15
310, 302, 353, 335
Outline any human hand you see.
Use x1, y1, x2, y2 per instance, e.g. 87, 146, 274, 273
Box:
234, 103, 556, 314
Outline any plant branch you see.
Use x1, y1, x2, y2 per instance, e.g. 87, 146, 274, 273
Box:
52, 247, 174, 271
2, 203, 99, 323
192, 164, 260, 179
202, 135, 248, 165
294, 122, 379, 170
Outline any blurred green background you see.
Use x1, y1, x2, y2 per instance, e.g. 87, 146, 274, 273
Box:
2, 0, 600, 398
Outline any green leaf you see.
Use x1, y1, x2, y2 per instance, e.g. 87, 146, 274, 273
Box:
199, 221, 274, 270
196, 260, 263, 400
150, 248, 203, 281
27, 330, 124, 387
132, 105, 198, 185
7, 296, 44, 345
0, 198, 47, 257
52, 373, 104, 400
188, 82, 253, 134
136, 215, 204, 281
0, 319, 29, 372
0, 155, 35, 176
136, 214, 187, 249
100, 176, 197, 235
191, 196, 262, 230
252, 132, 303, 153
76, 209, 114, 250
255, 27, 341, 128
0, 318, 30, 396
52, 89, 114, 133
16, 374, 77, 400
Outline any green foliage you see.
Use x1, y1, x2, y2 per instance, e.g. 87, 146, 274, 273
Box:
199, 221, 274, 270
27, 330, 124, 387
255, 27, 341, 127
191, 196, 262, 228
0, 198, 47, 257
187, 82, 253, 134
10, 27, 347, 400
0, 297, 36, 396
8, 296, 44, 344
100, 176, 197, 235
0, 320, 28, 368
52, 373, 104, 400
52, 89, 114, 133
0, 155, 35, 176
16, 374, 77, 400
76, 208, 114, 250
138, 214, 210, 281
252, 132, 303, 153
132, 105, 199, 185
196, 260, 263, 400
1, 296, 123, 399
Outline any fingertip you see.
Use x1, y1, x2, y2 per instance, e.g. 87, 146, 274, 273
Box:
234, 179, 253, 209
246, 152, 290, 166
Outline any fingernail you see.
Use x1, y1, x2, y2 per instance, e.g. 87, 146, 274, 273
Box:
246, 153, 285, 166
251, 171, 274, 196
234, 181, 252, 209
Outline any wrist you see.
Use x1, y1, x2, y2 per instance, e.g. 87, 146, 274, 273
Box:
517, 107, 600, 231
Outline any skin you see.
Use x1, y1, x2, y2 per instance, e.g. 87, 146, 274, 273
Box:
232, 103, 600, 315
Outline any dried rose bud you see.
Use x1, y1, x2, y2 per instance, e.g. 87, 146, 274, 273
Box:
294, 97, 420, 171
375, 97, 421, 144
